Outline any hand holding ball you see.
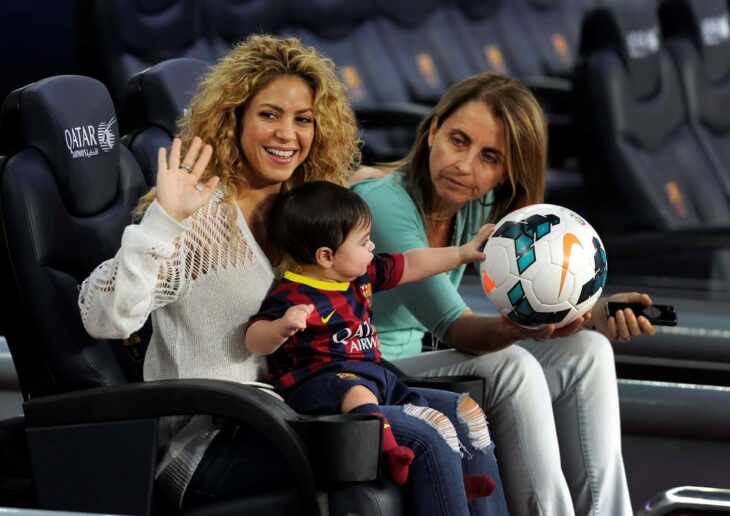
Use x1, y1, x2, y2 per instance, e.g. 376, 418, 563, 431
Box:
480, 204, 607, 328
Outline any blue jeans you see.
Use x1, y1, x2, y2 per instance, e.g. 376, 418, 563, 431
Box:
385, 387, 507, 516
182, 388, 507, 516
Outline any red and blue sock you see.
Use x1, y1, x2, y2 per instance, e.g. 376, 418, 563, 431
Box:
350, 403, 414, 486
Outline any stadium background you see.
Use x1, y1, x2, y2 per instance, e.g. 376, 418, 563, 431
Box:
1, 0, 729, 513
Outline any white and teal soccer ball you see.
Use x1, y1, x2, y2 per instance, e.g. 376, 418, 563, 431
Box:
480, 204, 607, 329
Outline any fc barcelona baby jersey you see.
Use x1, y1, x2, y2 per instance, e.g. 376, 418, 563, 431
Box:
249, 253, 405, 391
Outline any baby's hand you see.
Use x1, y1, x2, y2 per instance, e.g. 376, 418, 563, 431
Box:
459, 224, 495, 264
278, 304, 315, 338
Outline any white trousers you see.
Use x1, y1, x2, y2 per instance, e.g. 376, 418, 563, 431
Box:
392, 330, 632, 516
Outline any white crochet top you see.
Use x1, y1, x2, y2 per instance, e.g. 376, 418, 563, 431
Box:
79, 188, 278, 506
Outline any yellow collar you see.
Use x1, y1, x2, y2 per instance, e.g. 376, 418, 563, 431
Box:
283, 270, 349, 291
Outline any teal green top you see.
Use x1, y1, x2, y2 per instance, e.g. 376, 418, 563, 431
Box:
352, 172, 493, 360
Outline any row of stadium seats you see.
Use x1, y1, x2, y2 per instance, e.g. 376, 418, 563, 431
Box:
77, 0, 730, 284
0, 67, 407, 514
86, 0, 596, 107
573, 0, 730, 287
81, 0, 603, 229
576, 0, 730, 235
81, 0, 599, 169
81, 0, 730, 236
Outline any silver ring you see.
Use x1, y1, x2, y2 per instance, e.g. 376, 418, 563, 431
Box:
617, 336, 629, 342
195, 182, 205, 192
180, 163, 193, 173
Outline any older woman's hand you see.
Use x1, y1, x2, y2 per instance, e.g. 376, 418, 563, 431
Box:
501, 313, 590, 343
592, 292, 656, 342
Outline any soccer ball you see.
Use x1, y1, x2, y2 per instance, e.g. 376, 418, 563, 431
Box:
480, 204, 607, 329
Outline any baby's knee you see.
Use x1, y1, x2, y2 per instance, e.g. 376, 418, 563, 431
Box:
457, 395, 492, 451
341, 384, 378, 413
403, 405, 461, 454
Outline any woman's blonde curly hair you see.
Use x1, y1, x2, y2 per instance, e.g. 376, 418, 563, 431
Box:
134, 34, 361, 225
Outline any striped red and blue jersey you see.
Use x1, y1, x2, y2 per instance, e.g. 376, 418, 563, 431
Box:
249, 253, 405, 392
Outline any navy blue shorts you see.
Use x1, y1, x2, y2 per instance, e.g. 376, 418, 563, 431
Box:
284, 362, 428, 415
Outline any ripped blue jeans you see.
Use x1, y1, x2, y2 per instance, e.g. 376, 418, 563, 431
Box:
380, 387, 508, 516
183, 387, 508, 516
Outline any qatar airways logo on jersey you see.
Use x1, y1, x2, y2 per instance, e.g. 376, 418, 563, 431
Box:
333, 321, 379, 353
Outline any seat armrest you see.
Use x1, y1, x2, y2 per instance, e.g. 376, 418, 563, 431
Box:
380, 360, 486, 406
23, 379, 381, 515
402, 376, 485, 408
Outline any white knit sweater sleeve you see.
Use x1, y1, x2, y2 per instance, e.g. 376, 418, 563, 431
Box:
78, 200, 189, 339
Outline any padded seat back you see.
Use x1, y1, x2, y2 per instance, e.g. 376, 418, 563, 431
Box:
0, 75, 149, 399
660, 0, 730, 199
122, 57, 210, 186
512, 0, 586, 78
374, 0, 467, 103
447, 0, 536, 78
90, 0, 213, 105
203, 0, 290, 59
284, 0, 421, 161
574, 0, 730, 232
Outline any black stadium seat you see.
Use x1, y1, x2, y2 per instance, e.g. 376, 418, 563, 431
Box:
574, 0, 730, 234
660, 0, 730, 200
511, 0, 588, 80
0, 74, 401, 516
203, 0, 290, 59
282, 0, 429, 162
447, 0, 539, 78
87, 0, 214, 105
372, 0, 454, 104
376, 0, 475, 91
122, 57, 210, 186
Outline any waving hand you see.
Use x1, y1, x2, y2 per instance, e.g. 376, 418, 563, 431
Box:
156, 137, 219, 221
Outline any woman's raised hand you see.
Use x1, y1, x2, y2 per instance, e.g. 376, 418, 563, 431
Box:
156, 137, 219, 222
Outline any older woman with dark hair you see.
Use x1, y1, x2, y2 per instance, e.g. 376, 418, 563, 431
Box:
354, 72, 655, 516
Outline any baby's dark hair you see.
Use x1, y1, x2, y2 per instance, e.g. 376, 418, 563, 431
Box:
270, 181, 372, 265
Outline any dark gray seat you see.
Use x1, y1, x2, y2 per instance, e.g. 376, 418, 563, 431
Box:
660, 0, 730, 201
122, 57, 211, 186
0, 73, 399, 516
574, 0, 730, 234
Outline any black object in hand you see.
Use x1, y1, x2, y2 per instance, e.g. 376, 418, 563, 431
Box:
605, 302, 678, 326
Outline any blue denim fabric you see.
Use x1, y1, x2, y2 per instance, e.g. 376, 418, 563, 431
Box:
183, 389, 508, 516
181, 424, 295, 508
410, 387, 508, 516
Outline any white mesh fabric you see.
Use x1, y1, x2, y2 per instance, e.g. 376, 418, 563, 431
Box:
78, 188, 277, 504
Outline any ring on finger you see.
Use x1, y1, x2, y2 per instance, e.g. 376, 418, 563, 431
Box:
617, 336, 629, 342
180, 163, 193, 173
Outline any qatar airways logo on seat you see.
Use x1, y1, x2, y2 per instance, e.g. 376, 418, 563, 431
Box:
701, 13, 730, 46
626, 26, 660, 59
64, 116, 116, 158
333, 321, 379, 353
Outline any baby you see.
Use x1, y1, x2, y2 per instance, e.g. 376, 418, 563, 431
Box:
246, 181, 494, 498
